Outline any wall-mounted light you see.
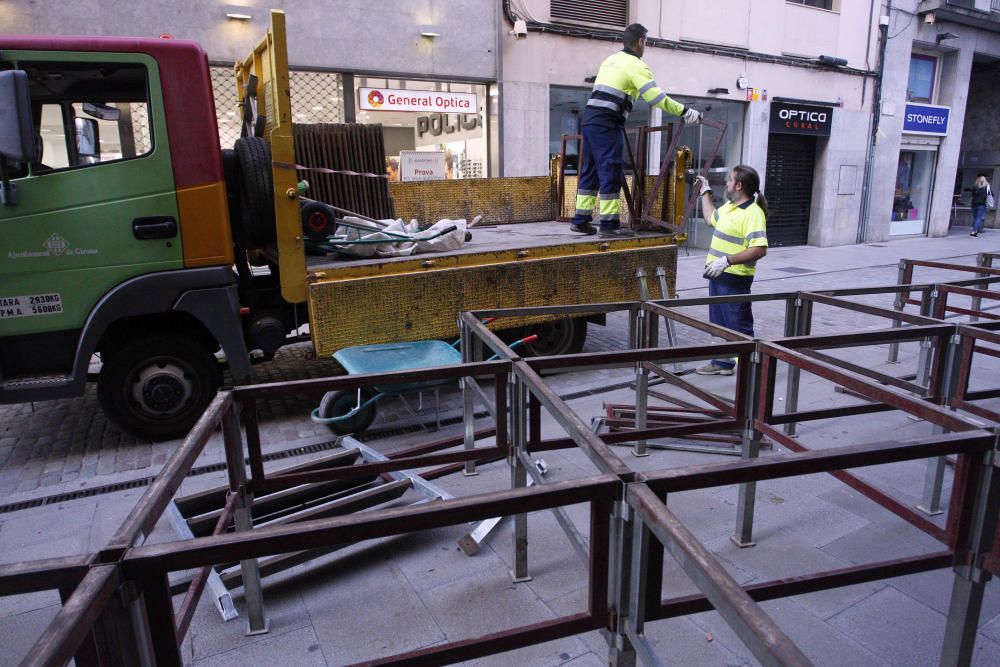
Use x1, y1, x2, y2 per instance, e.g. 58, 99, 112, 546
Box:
419, 25, 441, 38
708, 87, 729, 95
225, 5, 252, 20
935, 31, 959, 44
584, 75, 596, 84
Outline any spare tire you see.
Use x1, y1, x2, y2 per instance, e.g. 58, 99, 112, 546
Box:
234, 137, 276, 246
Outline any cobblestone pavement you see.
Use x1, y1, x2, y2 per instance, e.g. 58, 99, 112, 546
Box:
0, 231, 995, 504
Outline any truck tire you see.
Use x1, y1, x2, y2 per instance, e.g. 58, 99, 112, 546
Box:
523, 318, 588, 357
234, 136, 276, 246
97, 336, 223, 441
317, 389, 377, 436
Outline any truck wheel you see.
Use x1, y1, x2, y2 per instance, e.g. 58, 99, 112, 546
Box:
97, 336, 223, 441
523, 318, 588, 357
234, 137, 276, 246
317, 389, 377, 436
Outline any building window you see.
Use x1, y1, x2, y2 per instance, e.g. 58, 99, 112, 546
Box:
787, 0, 836, 9
550, 0, 627, 28
907, 54, 938, 103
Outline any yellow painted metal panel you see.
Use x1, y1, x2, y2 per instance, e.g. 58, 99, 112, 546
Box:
308, 244, 677, 357
389, 176, 555, 226
236, 10, 305, 303
178, 181, 234, 268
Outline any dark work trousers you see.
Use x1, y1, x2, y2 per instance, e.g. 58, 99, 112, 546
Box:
708, 273, 755, 369
571, 123, 624, 231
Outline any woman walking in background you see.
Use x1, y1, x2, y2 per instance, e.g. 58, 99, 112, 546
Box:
969, 173, 992, 237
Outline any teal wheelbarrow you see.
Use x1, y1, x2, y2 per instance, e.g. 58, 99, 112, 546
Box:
311, 333, 537, 435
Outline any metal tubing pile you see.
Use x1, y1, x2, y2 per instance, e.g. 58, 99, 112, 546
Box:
4, 265, 1000, 666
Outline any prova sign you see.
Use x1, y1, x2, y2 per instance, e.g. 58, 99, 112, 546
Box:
360, 87, 479, 114
902, 103, 949, 136
769, 102, 833, 136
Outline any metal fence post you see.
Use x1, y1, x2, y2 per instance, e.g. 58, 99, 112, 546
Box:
783, 297, 810, 437
607, 500, 637, 667
624, 513, 660, 666
633, 269, 650, 457
223, 403, 269, 635
733, 348, 762, 547
970, 252, 989, 323
918, 331, 961, 516
888, 260, 908, 363
940, 435, 1000, 666
138, 574, 183, 666
461, 317, 479, 476
509, 372, 531, 583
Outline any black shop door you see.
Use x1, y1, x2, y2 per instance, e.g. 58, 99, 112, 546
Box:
764, 134, 816, 246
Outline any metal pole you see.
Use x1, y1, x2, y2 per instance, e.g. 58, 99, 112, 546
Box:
634, 269, 650, 457
969, 253, 988, 323
624, 513, 663, 667
918, 331, 960, 516
939, 436, 1000, 666
783, 296, 804, 437
510, 374, 531, 583
888, 260, 908, 363
461, 317, 478, 476
223, 403, 269, 635
733, 348, 762, 547
607, 500, 637, 667
656, 266, 685, 373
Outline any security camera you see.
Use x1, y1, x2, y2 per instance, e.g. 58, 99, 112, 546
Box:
510, 19, 528, 39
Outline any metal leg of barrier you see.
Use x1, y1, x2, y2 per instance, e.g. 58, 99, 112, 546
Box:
970, 253, 988, 323
782, 297, 802, 437
888, 260, 907, 363
223, 405, 269, 636
139, 574, 183, 666
606, 500, 636, 667
919, 329, 958, 516
510, 376, 531, 583
655, 266, 685, 374
733, 351, 762, 548
633, 269, 650, 458
940, 444, 1000, 666
624, 517, 661, 667
462, 320, 479, 476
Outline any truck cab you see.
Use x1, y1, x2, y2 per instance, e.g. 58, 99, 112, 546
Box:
0, 36, 251, 440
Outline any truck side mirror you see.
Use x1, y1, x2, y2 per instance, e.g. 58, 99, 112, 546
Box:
75, 117, 100, 162
0, 70, 37, 205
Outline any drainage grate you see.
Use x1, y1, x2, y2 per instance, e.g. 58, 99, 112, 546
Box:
774, 266, 815, 275
0, 381, 632, 515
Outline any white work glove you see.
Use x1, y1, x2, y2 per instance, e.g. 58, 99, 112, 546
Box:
682, 107, 702, 125
704, 255, 729, 278
695, 175, 711, 196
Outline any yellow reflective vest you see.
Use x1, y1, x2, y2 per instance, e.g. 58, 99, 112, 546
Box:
585, 50, 686, 125
705, 199, 768, 278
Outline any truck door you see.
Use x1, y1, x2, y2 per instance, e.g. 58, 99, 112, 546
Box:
0, 54, 181, 374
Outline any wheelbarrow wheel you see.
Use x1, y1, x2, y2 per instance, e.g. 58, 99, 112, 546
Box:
318, 389, 377, 435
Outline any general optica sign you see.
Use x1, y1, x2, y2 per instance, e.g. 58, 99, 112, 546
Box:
359, 88, 479, 114
902, 103, 949, 136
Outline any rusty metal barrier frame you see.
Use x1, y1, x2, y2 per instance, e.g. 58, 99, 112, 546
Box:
7, 279, 1000, 666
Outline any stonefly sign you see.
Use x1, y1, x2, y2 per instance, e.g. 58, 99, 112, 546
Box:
903, 103, 949, 136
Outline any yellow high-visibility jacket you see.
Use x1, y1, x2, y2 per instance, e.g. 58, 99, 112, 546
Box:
584, 49, 686, 126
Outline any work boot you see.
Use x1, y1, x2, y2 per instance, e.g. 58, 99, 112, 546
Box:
598, 227, 636, 238
695, 362, 734, 376
570, 222, 597, 235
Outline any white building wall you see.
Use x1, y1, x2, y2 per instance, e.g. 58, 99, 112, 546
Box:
502, 0, 879, 246
0, 0, 498, 80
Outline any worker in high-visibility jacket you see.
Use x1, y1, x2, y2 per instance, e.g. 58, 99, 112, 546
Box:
570, 23, 702, 238
694, 165, 769, 376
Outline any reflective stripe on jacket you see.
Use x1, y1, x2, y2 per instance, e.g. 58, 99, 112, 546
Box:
705, 199, 768, 278
585, 50, 685, 125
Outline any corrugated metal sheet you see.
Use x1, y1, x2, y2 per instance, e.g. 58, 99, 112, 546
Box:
308, 242, 677, 355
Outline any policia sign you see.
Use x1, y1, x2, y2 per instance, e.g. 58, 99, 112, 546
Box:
769, 102, 833, 137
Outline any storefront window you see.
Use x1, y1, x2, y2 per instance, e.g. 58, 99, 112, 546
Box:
891, 148, 936, 235
356, 77, 489, 181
